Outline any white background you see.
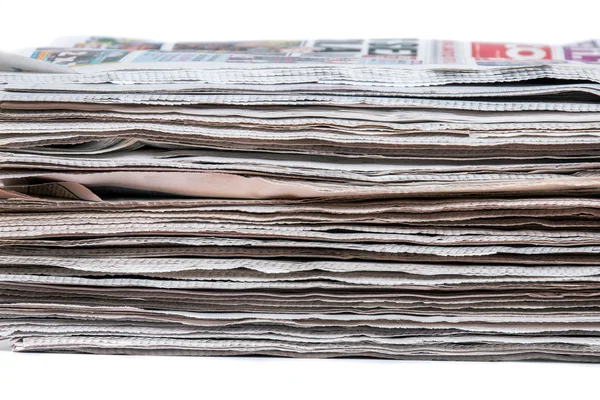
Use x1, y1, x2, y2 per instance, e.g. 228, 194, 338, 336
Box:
1, 0, 600, 398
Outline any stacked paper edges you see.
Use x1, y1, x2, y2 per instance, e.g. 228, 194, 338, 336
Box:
1, 37, 600, 361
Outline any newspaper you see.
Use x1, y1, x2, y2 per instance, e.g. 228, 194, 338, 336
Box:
2, 36, 600, 361
18, 37, 600, 71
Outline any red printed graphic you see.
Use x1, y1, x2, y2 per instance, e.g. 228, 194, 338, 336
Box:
472, 42, 553, 61
441, 40, 457, 63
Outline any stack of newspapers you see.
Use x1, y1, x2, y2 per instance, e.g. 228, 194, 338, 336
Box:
2, 37, 600, 361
